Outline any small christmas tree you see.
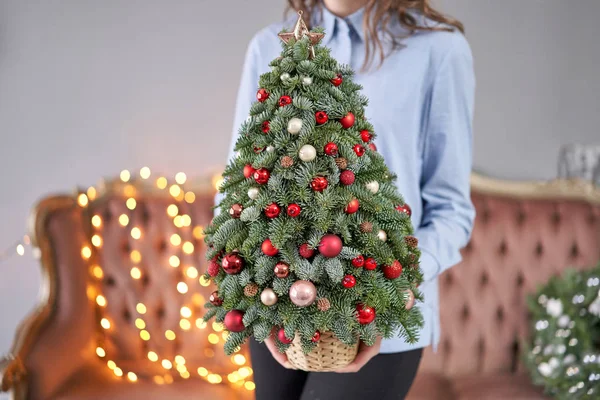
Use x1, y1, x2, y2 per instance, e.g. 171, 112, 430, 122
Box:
204, 11, 424, 369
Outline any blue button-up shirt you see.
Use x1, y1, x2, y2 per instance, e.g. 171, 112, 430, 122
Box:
224, 5, 476, 353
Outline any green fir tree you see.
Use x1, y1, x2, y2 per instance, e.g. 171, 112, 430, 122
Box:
204, 12, 424, 356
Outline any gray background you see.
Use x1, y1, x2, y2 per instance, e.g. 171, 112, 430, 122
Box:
0, 0, 598, 394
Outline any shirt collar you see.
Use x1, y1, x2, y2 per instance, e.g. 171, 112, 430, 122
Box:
315, 3, 367, 45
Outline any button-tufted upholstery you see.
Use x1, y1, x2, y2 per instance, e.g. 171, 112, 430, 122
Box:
407, 179, 600, 400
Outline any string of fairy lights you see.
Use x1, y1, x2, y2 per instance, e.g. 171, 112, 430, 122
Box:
1, 167, 255, 391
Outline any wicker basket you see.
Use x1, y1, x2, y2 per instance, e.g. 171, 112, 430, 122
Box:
285, 331, 359, 371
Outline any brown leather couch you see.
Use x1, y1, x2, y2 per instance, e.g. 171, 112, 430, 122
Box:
1, 173, 599, 400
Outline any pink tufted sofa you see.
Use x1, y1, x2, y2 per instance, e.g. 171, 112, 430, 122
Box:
1, 173, 599, 400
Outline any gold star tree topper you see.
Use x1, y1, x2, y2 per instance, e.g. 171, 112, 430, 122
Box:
278, 10, 325, 59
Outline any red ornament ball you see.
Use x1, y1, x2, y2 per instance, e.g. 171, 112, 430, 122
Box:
319, 234, 343, 258
253, 168, 270, 185
207, 260, 220, 276
352, 255, 365, 268
340, 112, 355, 129
265, 203, 281, 219
224, 310, 245, 332
256, 88, 269, 102
274, 262, 290, 278
312, 330, 321, 342
287, 203, 301, 217
330, 73, 343, 87
209, 291, 223, 306
340, 170, 355, 186
261, 120, 270, 133
315, 111, 329, 125
229, 203, 243, 219
360, 130, 372, 143
342, 275, 356, 288
311, 176, 328, 192
382, 260, 403, 279
395, 203, 412, 217
356, 303, 376, 325
278, 95, 292, 107
364, 257, 377, 270
353, 144, 366, 157
369, 143, 377, 152
345, 198, 359, 214
277, 328, 293, 344
261, 239, 278, 257
324, 142, 339, 156
243, 164, 255, 179
299, 243, 315, 259
222, 252, 245, 275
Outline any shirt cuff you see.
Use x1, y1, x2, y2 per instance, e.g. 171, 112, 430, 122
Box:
419, 248, 441, 283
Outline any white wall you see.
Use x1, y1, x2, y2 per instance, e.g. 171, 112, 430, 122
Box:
0, 1, 598, 396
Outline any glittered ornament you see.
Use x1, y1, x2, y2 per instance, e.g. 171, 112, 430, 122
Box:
287, 203, 301, 217
318, 234, 342, 258
244, 283, 259, 297
299, 144, 317, 162
209, 291, 223, 306
260, 288, 278, 306
345, 198, 359, 214
315, 111, 329, 125
311, 176, 328, 192
280, 156, 294, 168
312, 330, 321, 342
330, 73, 343, 87
366, 181, 379, 194
302, 75, 313, 85
403, 289, 415, 310
229, 203, 243, 219
243, 164, 255, 179
353, 144, 366, 157
289, 280, 317, 307
335, 157, 348, 170
224, 310, 245, 332
382, 260, 403, 279
340, 170, 355, 186
274, 262, 290, 278
261, 120, 270, 133
356, 303, 376, 324
280, 72, 291, 81
377, 229, 387, 242
277, 328, 293, 344
261, 239, 278, 256
360, 130, 372, 142
299, 243, 315, 259
364, 257, 377, 270
340, 112, 355, 129
248, 187, 259, 200
256, 88, 269, 102
352, 255, 365, 268
369, 143, 377, 152
287, 117, 303, 134
317, 297, 331, 311
265, 203, 281, 218
279, 95, 292, 107
222, 252, 245, 275
253, 168, 270, 185
360, 221, 373, 233
324, 142, 338, 156
207, 260, 220, 276
405, 236, 419, 248
396, 203, 412, 217
342, 275, 356, 288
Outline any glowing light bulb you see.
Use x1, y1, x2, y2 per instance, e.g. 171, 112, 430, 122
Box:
208, 334, 219, 344
164, 375, 173, 384
91, 234, 102, 247
175, 172, 187, 185
114, 367, 123, 377
174, 355, 186, 365
127, 372, 137, 382
96, 347, 106, 357
186, 266, 198, 279
107, 360, 116, 370
16, 245, 25, 256
177, 282, 188, 294
233, 354, 246, 366
207, 374, 222, 384
161, 359, 173, 370
130, 267, 142, 279
87, 187, 97, 200
156, 177, 168, 189
78, 193, 89, 207
131, 227, 141, 239
181, 215, 191, 227
81, 246, 92, 259
140, 167, 151, 179
197, 367, 208, 377
130, 250, 141, 263
119, 214, 129, 226
136, 303, 147, 314
170, 234, 181, 246
212, 322, 224, 332
120, 170, 131, 182
245, 382, 256, 391
212, 175, 224, 191
204, 348, 215, 358
153, 375, 164, 385
140, 330, 150, 340
124, 185, 135, 197
135, 318, 146, 329
180, 319, 191, 330
169, 256, 180, 268
96, 295, 107, 307
180, 307, 192, 318
169, 185, 181, 197
126, 198, 137, 210
181, 370, 190, 379
165, 330, 176, 340
101, 318, 111, 329
193, 226, 205, 239
196, 319, 207, 329
221, 331, 229, 340
176, 364, 187, 373
91, 215, 102, 227
239, 367, 252, 378
184, 192, 196, 203
148, 351, 158, 362
167, 204, 179, 217
173, 216, 183, 228
199, 276, 210, 287
182, 242, 194, 254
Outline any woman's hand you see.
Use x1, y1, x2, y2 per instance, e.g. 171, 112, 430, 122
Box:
335, 336, 382, 373
264, 335, 297, 369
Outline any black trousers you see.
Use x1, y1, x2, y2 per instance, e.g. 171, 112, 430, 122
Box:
249, 338, 423, 400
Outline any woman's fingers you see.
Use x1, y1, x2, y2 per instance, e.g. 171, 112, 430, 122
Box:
334, 337, 382, 373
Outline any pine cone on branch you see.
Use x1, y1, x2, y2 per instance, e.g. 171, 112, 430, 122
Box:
360, 221, 373, 233
244, 283, 259, 297
317, 298, 331, 312
404, 236, 419, 248
335, 157, 348, 170
280, 156, 294, 168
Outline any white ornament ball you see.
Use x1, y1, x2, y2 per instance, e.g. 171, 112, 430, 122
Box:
366, 181, 379, 194
260, 288, 278, 306
248, 187, 259, 200
266, 145, 275, 153
280, 72, 291, 81
299, 144, 317, 162
302, 76, 313, 85
377, 229, 387, 242
287, 117, 303, 134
